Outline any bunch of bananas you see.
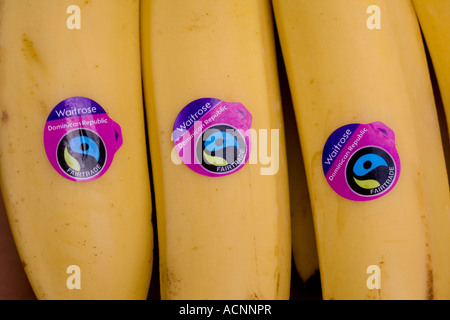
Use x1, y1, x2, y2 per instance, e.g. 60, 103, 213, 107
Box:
0, 0, 448, 300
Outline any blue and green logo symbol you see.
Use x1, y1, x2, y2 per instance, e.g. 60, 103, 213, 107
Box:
346, 146, 397, 197
196, 124, 247, 174
57, 129, 106, 180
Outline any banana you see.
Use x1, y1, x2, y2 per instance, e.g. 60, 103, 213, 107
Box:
140, 0, 291, 299
273, 0, 450, 299
0, 0, 152, 299
412, 1, 450, 140
279, 57, 319, 286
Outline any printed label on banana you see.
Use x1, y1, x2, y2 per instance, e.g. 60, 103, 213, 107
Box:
322, 122, 400, 201
44, 96, 123, 182
172, 98, 252, 177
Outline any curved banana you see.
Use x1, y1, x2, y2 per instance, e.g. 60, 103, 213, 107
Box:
273, 0, 450, 299
0, 0, 152, 299
141, 0, 291, 299
280, 67, 319, 287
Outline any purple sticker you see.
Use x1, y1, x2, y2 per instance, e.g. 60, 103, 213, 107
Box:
322, 122, 400, 201
173, 98, 252, 177
44, 97, 123, 182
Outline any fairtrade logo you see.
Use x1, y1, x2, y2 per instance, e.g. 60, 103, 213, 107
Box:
57, 129, 106, 180
346, 146, 397, 197
196, 124, 247, 174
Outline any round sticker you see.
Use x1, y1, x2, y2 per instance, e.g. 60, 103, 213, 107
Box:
44, 97, 123, 182
173, 98, 252, 177
322, 122, 400, 201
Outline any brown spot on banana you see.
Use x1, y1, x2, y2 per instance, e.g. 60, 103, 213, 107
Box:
21, 34, 39, 62
1, 110, 7, 123
426, 254, 434, 300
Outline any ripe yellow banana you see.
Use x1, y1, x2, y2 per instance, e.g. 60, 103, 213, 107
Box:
279, 63, 319, 287
273, 0, 450, 299
412, 0, 450, 140
140, 0, 291, 299
0, 0, 152, 299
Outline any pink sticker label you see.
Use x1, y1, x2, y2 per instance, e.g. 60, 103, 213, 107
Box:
173, 98, 252, 177
44, 97, 123, 182
322, 122, 400, 201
